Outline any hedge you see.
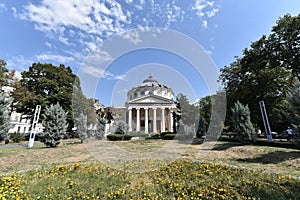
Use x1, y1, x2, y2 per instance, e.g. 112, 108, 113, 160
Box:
106, 134, 133, 141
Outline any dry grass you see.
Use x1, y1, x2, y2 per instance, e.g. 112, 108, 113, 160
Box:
0, 139, 299, 176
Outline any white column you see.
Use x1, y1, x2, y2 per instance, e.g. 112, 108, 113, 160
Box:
169, 109, 173, 132
153, 108, 157, 133
128, 108, 132, 132
145, 108, 148, 133
161, 107, 165, 132
136, 108, 140, 131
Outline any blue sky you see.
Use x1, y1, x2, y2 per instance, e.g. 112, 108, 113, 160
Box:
1, 0, 299, 106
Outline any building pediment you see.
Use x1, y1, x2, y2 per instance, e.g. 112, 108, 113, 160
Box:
127, 94, 174, 105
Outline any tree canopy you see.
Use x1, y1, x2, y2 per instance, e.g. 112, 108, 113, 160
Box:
12, 63, 77, 130
219, 14, 299, 132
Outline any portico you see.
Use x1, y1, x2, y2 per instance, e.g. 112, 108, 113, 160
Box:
128, 106, 174, 133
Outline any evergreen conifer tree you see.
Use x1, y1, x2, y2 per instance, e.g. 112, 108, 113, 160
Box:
176, 120, 185, 134
287, 81, 300, 131
96, 117, 106, 139
75, 113, 88, 143
0, 93, 12, 142
114, 122, 128, 134
40, 103, 68, 147
231, 101, 255, 143
196, 115, 206, 138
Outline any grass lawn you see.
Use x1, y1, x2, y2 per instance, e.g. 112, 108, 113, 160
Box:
0, 139, 299, 199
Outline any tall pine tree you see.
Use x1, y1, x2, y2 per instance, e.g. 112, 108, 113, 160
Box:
75, 113, 88, 143
0, 93, 12, 142
231, 101, 255, 143
40, 103, 68, 147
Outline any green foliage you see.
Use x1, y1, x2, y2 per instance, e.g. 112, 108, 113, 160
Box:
40, 103, 69, 147
176, 93, 198, 126
0, 93, 12, 142
128, 131, 149, 137
231, 101, 255, 143
287, 81, 300, 132
162, 133, 177, 140
176, 120, 185, 134
9, 132, 23, 143
114, 122, 128, 134
0, 59, 15, 88
106, 133, 132, 141
96, 117, 106, 139
146, 133, 161, 139
196, 115, 206, 138
13, 63, 78, 130
75, 113, 88, 142
197, 95, 211, 129
220, 14, 300, 132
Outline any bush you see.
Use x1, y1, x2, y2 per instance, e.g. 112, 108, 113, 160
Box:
162, 134, 177, 140
114, 122, 128, 134
129, 131, 149, 137
106, 134, 132, 141
146, 133, 161, 140
160, 132, 173, 138
9, 132, 23, 143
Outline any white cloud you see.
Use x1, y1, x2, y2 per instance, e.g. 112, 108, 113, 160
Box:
45, 41, 52, 48
36, 53, 74, 63
206, 8, 219, 18
0, 3, 7, 12
202, 20, 208, 28
81, 65, 125, 80
81, 65, 105, 77
15, 0, 220, 69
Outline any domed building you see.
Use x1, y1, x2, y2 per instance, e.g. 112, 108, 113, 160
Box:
126, 75, 177, 133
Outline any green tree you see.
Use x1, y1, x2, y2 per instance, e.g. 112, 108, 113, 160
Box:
75, 113, 88, 143
13, 63, 77, 130
96, 117, 106, 139
287, 81, 300, 132
198, 95, 212, 129
220, 14, 299, 132
176, 93, 198, 127
0, 93, 12, 142
0, 59, 15, 88
196, 115, 206, 138
40, 103, 68, 147
231, 101, 255, 143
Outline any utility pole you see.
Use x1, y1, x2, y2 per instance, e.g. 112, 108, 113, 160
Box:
259, 101, 272, 142
28, 105, 41, 148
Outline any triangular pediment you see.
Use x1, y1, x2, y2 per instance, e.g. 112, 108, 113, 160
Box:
128, 94, 174, 104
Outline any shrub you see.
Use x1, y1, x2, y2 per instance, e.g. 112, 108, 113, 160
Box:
106, 134, 132, 141
9, 132, 23, 143
114, 122, 128, 134
129, 131, 149, 137
146, 133, 161, 140
160, 131, 173, 138
162, 134, 177, 140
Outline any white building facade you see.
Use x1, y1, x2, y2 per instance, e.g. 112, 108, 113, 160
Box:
126, 75, 177, 133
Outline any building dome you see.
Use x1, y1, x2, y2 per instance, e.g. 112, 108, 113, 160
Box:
127, 75, 174, 101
